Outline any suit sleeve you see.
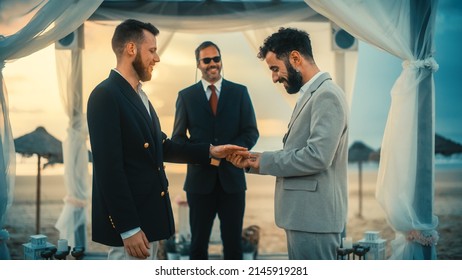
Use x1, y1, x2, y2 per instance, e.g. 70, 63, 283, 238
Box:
165, 92, 210, 163
229, 87, 259, 149
171, 92, 189, 144
163, 132, 210, 164
87, 87, 141, 234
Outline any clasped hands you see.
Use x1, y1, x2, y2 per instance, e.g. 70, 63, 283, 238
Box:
209, 144, 260, 169
226, 151, 260, 169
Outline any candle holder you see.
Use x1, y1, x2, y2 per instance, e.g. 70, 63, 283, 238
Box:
352, 243, 370, 260
71, 246, 85, 260
54, 246, 71, 260
40, 247, 57, 260
336, 247, 354, 260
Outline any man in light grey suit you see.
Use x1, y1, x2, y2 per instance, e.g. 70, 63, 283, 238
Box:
227, 27, 349, 260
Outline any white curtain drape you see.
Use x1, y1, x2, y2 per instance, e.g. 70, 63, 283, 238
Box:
305, 0, 439, 259
0, 0, 103, 259
54, 47, 89, 249
93, 1, 318, 33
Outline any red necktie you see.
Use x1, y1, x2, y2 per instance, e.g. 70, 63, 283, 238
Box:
209, 84, 218, 115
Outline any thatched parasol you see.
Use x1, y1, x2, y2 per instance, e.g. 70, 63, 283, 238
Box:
348, 141, 376, 218
14, 126, 63, 234
435, 134, 462, 156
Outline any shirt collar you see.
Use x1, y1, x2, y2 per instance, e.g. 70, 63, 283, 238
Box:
112, 68, 143, 93
298, 71, 325, 100
201, 78, 223, 93
136, 82, 143, 94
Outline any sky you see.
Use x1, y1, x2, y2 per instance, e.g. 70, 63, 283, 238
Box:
349, 0, 462, 149
1, 0, 462, 174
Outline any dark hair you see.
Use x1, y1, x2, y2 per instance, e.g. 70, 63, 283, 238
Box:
111, 19, 159, 56
195, 41, 221, 62
257, 27, 314, 62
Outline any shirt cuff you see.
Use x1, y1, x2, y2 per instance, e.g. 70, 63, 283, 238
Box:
209, 144, 221, 166
120, 227, 141, 239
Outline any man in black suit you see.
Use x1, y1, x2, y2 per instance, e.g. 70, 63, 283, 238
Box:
172, 41, 259, 259
87, 20, 246, 260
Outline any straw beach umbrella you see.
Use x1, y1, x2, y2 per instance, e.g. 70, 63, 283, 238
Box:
435, 134, 462, 156
14, 126, 63, 234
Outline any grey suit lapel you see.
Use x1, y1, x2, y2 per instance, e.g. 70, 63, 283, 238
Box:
284, 73, 332, 144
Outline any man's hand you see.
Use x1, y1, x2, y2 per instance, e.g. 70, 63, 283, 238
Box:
210, 144, 248, 159
122, 230, 151, 259
227, 151, 261, 170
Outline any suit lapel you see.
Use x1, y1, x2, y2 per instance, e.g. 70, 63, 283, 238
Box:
287, 94, 310, 132
284, 73, 333, 144
193, 81, 213, 115
148, 102, 169, 187
111, 71, 160, 152
111, 71, 153, 132
148, 103, 163, 160
216, 79, 230, 116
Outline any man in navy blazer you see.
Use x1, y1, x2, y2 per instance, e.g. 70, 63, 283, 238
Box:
172, 41, 259, 259
87, 20, 246, 260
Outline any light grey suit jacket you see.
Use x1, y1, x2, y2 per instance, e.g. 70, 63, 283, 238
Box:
256, 72, 349, 233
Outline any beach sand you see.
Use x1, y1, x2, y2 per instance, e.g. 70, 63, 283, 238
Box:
4, 164, 462, 260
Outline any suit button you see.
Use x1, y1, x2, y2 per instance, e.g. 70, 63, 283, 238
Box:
144, 142, 149, 148
161, 191, 165, 197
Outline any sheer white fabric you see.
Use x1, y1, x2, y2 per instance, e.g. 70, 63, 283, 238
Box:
306, 0, 439, 259
0, 69, 15, 260
54, 49, 90, 248
0, 0, 103, 258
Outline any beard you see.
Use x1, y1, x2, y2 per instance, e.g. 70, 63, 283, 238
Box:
132, 51, 151, 82
203, 65, 221, 81
283, 61, 303, 94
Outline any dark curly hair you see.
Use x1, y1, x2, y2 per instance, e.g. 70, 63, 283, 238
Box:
257, 27, 314, 62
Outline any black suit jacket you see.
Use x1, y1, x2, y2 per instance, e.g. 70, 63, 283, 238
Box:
87, 70, 210, 246
172, 79, 259, 194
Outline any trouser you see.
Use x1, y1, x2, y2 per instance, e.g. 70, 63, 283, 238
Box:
187, 181, 245, 260
285, 230, 340, 260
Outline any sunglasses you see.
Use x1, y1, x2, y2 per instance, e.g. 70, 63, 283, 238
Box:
200, 56, 221, 64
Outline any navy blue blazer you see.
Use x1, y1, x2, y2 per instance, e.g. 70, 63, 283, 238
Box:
87, 71, 210, 246
172, 79, 259, 194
